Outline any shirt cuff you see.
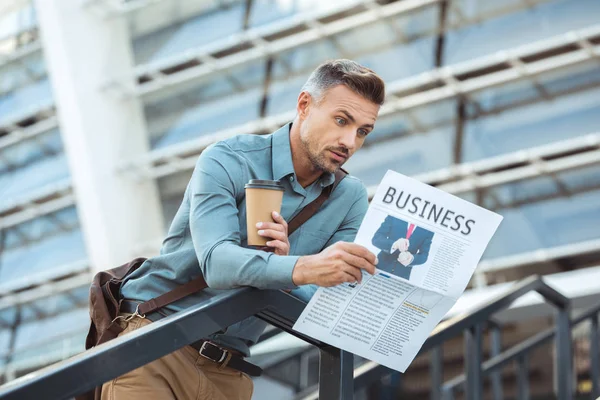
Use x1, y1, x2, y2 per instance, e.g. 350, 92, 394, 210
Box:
265, 254, 300, 290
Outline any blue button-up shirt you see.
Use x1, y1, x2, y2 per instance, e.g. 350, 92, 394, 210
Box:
121, 123, 369, 356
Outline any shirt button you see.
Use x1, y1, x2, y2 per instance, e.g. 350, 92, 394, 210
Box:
290, 176, 294, 181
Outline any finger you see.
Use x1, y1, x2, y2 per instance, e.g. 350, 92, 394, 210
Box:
266, 240, 289, 254
341, 251, 376, 276
272, 211, 288, 230
338, 268, 362, 285
256, 222, 285, 232
341, 243, 378, 266
258, 229, 287, 242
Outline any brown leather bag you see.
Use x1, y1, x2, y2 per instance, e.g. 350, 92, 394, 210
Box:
77, 169, 347, 400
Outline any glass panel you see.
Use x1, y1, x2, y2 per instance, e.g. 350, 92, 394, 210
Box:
0, 50, 45, 95
0, 308, 17, 329
249, 0, 361, 29
11, 308, 88, 367
483, 188, 600, 259
20, 285, 89, 323
540, 61, 600, 96
484, 175, 561, 209
463, 85, 600, 162
346, 126, 454, 187
354, 37, 436, 82
0, 330, 10, 359
391, 4, 439, 40
266, 37, 439, 118
0, 228, 87, 288
132, 2, 246, 65
444, 0, 600, 65
0, 153, 70, 202
0, 78, 53, 125
150, 87, 263, 149
0, 128, 63, 171
559, 165, 600, 193
4, 207, 80, 251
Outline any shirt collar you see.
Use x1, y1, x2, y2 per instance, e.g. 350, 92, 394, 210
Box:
271, 122, 336, 188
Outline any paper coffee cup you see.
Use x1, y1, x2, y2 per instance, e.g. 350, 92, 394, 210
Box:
245, 179, 285, 247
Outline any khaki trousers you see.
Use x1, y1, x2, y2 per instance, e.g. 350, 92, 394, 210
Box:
101, 316, 254, 400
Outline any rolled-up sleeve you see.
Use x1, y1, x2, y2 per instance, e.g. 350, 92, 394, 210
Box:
189, 143, 299, 290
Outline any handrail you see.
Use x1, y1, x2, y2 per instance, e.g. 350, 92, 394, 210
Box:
0, 288, 321, 400
442, 300, 600, 394
0, 275, 596, 400
298, 276, 576, 400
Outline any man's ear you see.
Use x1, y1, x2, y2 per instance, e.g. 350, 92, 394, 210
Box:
297, 91, 311, 119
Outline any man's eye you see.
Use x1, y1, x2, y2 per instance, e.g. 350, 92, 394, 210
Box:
358, 129, 368, 137
336, 117, 346, 126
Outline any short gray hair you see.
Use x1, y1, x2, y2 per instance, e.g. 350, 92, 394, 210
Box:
301, 59, 385, 106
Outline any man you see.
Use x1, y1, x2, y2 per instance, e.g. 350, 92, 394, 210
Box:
372, 216, 434, 280
104, 59, 385, 400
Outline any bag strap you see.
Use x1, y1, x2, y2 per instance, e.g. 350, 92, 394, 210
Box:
287, 168, 347, 236
137, 169, 348, 316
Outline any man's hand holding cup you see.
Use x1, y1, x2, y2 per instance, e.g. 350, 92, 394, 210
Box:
257, 211, 290, 255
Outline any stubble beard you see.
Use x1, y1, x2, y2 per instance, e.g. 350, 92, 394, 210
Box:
300, 135, 340, 174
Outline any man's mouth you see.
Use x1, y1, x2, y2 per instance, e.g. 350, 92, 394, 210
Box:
329, 150, 348, 162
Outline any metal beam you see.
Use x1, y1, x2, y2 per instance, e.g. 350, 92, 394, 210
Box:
122, 25, 600, 179
318, 347, 353, 400
0, 270, 92, 311
365, 132, 600, 198
123, 0, 440, 99
118, 0, 555, 102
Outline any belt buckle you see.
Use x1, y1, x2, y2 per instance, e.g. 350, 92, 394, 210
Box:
199, 342, 228, 364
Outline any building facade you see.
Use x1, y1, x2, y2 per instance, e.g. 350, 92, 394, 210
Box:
0, 0, 599, 396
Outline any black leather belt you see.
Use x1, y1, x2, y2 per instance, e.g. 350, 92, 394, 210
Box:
119, 300, 262, 377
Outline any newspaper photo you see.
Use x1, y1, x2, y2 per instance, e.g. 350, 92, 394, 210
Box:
292, 170, 503, 373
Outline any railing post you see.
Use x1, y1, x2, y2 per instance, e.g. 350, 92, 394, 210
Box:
319, 346, 353, 400
431, 345, 443, 400
516, 354, 529, 400
490, 323, 503, 400
464, 323, 484, 400
554, 307, 573, 400
591, 312, 599, 399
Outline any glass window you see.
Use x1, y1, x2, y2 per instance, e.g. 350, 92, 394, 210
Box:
0, 78, 53, 125
11, 308, 88, 367
0, 128, 63, 171
347, 125, 454, 187
483, 188, 600, 259
0, 228, 87, 289
463, 84, 600, 162
0, 153, 70, 201
4, 207, 79, 251
20, 285, 89, 324
248, 0, 362, 29
132, 2, 246, 66
0, 50, 45, 95
444, 0, 600, 65
149, 87, 263, 149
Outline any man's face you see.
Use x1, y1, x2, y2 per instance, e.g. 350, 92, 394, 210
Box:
298, 85, 380, 173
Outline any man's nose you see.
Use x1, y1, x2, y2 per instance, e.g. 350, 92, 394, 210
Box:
338, 127, 356, 151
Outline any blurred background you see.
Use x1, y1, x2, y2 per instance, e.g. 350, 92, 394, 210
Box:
0, 0, 599, 398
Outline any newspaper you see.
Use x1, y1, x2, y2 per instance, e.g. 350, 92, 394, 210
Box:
292, 170, 503, 372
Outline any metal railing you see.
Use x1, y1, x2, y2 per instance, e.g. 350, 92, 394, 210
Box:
298, 276, 600, 399
0, 275, 598, 400
0, 287, 354, 400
